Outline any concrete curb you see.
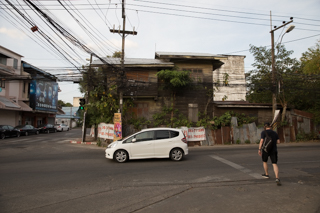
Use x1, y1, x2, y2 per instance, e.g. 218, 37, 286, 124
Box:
70, 140, 97, 145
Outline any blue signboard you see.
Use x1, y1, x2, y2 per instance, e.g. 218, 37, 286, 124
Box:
29, 80, 58, 112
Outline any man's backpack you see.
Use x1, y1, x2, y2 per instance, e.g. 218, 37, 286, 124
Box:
262, 130, 273, 153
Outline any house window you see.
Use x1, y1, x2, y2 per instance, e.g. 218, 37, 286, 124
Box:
188, 103, 198, 122
183, 68, 203, 82
13, 58, 18, 69
23, 81, 26, 93
0, 57, 6, 65
127, 102, 149, 118
0, 80, 5, 88
126, 71, 149, 82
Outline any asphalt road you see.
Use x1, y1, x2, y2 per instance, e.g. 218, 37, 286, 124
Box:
0, 128, 320, 213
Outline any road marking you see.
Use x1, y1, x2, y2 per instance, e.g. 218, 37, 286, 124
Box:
211, 155, 263, 179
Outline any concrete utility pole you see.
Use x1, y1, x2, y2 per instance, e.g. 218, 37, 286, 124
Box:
110, 0, 137, 113
270, 12, 293, 118
82, 53, 92, 142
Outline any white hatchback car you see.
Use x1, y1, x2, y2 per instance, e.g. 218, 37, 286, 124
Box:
54, 123, 69, 132
105, 128, 188, 163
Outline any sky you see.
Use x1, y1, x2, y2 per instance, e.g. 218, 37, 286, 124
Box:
1, 0, 320, 104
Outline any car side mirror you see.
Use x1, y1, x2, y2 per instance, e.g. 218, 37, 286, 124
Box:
132, 138, 137, 143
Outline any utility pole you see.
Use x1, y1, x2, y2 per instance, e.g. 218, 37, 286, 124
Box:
82, 53, 92, 142
110, 0, 137, 113
270, 12, 293, 118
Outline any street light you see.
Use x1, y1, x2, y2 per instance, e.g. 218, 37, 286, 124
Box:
270, 17, 294, 118
278, 25, 295, 51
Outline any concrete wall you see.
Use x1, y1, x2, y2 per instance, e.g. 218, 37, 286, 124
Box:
213, 55, 246, 101
73, 97, 82, 107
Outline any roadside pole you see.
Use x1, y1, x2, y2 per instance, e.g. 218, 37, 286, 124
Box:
82, 54, 92, 142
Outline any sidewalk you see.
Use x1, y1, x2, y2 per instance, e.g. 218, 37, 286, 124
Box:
70, 135, 97, 145
70, 133, 320, 148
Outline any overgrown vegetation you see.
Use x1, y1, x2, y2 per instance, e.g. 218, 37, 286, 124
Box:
247, 41, 320, 124
152, 107, 192, 128
296, 131, 318, 141
210, 111, 257, 130
151, 109, 256, 130
156, 68, 193, 127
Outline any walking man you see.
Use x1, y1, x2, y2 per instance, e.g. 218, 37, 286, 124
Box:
258, 122, 281, 186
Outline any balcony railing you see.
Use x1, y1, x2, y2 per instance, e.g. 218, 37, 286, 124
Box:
0, 63, 16, 74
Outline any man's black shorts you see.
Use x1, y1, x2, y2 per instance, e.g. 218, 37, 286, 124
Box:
262, 150, 278, 164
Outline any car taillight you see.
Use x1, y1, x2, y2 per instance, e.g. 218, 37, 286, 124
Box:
181, 137, 187, 144
43, 127, 46, 129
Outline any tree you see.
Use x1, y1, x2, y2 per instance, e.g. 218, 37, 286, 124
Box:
58, 100, 73, 107
300, 40, 320, 74
156, 69, 193, 127
299, 41, 320, 124
247, 44, 300, 122
79, 65, 118, 124
247, 44, 320, 125
106, 51, 122, 58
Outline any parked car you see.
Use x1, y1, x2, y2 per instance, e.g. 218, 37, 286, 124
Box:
0, 125, 20, 139
54, 123, 69, 132
105, 127, 188, 163
14, 125, 39, 136
38, 124, 57, 133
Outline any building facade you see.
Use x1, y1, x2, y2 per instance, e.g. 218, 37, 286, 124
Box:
91, 52, 247, 123
0, 46, 59, 127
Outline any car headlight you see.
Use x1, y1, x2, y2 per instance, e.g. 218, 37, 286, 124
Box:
107, 142, 118, 149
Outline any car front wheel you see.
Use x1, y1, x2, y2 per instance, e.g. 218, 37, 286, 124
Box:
47, 129, 50, 134
16, 132, 20, 138
114, 150, 128, 163
0, 133, 5, 139
25, 132, 28, 136
36, 131, 39, 135
170, 148, 184, 161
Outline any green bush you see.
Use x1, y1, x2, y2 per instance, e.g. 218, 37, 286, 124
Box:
245, 139, 251, 144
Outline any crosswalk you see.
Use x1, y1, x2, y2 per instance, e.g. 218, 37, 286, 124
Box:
0, 137, 71, 144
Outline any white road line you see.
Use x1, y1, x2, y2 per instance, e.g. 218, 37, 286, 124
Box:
211, 155, 263, 179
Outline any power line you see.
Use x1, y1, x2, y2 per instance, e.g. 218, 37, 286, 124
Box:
133, 0, 320, 22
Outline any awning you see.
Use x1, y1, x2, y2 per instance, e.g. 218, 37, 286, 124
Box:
0, 97, 32, 111
18, 100, 33, 112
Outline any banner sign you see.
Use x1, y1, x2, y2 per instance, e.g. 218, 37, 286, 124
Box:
113, 113, 122, 141
97, 123, 114, 139
180, 127, 206, 141
29, 80, 58, 112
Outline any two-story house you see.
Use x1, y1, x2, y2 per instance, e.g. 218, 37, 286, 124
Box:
91, 52, 247, 123
0, 46, 59, 127
0, 46, 32, 126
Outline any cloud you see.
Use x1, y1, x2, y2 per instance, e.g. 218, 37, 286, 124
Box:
0, 27, 26, 40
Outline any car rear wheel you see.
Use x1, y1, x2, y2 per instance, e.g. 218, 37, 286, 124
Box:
114, 150, 128, 163
46, 129, 50, 134
36, 131, 39, 135
0, 133, 5, 139
25, 132, 28, 136
16, 132, 20, 138
54, 129, 57, 133
170, 148, 184, 161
